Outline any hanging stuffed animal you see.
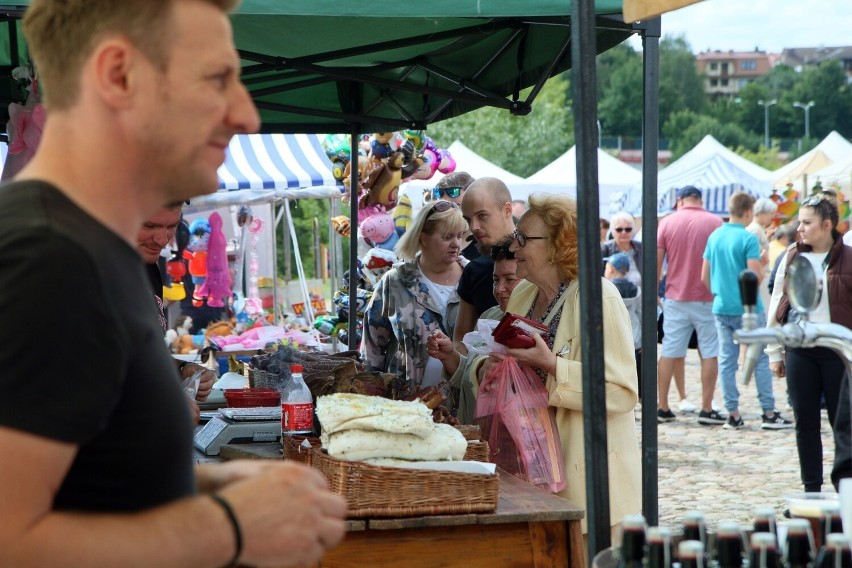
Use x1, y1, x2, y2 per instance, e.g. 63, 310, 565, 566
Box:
359, 210, 399, 251
2, 67, 46, 181
198, 212, 231, 308
183, 218, 211, 307
163, 217, 189, 301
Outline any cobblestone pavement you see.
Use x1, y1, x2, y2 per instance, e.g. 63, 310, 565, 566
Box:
644, 349, 837, 531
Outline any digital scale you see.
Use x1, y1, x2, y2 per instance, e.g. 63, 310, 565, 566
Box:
193, 407, 281, 456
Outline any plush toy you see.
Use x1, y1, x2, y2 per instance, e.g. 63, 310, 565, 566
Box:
198, 212, 231, 308
183, 218, 211, 307
360, 211, 399, 251
165, 315, 194, 352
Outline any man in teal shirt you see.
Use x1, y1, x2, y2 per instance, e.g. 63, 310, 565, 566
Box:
702, 192, 793, 431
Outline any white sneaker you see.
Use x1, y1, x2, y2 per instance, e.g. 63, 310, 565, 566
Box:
678, 398, 698, 413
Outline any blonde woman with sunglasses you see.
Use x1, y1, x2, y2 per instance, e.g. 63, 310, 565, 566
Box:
361, 200, 469, 405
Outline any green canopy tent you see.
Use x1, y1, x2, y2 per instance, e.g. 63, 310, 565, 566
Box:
0, 1, 664, 554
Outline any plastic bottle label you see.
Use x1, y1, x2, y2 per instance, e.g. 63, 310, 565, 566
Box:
282, 402, 314, 433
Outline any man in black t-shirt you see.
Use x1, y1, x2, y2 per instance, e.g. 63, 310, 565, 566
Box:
0, 2, 345, 566
454, 177, 516, 349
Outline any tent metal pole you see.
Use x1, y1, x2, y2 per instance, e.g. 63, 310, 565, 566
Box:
640, 17, 662, 527
348, 125, 361, 350
572, 0, 610, 556
329, 198, 340, 352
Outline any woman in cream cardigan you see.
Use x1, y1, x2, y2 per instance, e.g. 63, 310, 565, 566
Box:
474, 193, 642, 537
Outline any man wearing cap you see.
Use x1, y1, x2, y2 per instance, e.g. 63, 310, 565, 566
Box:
657, 186, 724, 424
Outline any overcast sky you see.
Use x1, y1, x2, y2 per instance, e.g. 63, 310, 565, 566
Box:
627, 0, 852, 54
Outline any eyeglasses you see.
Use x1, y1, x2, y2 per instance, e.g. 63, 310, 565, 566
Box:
613, 227, 633, 233
424, 199, 458, 222
431, 186, 463, 200
512, 229, 546, 248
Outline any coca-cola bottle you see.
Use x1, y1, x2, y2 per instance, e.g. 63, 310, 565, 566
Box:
785, 518, 815, 568
814, 505, 845, 568
682, 511, 708, 552
616, 514, 646, 568
750, 532, 782, 568
678, 540, 706, 568
815, 533, 852, 568
281, 364, 313, 435
646, 526, 673, 568
754, 507, 778, 540
715, 521, 744, 568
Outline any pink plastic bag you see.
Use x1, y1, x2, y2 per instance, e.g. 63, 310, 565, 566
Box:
475, 356, 566, 493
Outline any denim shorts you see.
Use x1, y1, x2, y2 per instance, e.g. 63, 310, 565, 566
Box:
660, 299, 718, 358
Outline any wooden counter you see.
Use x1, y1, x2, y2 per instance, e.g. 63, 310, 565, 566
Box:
217, 443, 586, 568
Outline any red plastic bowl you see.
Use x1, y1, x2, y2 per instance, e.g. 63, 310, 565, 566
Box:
223, 387, 280, 408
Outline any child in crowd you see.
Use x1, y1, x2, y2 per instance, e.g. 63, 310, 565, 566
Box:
605, 252, 642, 397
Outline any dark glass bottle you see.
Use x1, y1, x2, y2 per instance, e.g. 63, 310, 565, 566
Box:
682, 510, 708, 552
678, 540, 706, 568
815, 507, 845, 568
754, 507, 778, 540
616, 514, 647, 568
646, 526, 673, 568
785, 518, 815, 568
715, 521, 744, 568
750, 532, 782, 568
815, 533, 852, 568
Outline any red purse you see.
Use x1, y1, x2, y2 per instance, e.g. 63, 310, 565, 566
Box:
492, 312, 549, 348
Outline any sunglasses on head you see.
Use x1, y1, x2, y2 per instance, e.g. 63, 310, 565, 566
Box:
512, 229, 546, 248
424, 199, 458, 222
432, 186, 463, 200
613, 227, 633, 233
802, 195, 827, 207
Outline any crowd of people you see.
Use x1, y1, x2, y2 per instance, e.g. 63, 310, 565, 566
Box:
3, 3, 851, 566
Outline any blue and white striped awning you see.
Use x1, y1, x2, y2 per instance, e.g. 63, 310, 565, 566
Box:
657, 153, 772, 216
217, 133, 338, 190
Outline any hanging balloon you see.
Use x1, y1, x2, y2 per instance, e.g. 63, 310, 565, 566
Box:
437, 149, 456, 174
409, 147, 439, 180
423, 136, 438, 154
402, 129, 424, 152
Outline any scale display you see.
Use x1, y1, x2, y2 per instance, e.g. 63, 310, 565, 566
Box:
194, 407, 281, 456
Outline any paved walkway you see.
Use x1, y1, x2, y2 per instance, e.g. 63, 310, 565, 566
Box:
646, 349, 837, 531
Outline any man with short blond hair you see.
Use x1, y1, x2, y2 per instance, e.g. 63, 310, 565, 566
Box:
0, 1, 346, 566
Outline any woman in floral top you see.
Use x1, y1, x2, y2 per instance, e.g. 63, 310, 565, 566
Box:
361, 200, 469, 403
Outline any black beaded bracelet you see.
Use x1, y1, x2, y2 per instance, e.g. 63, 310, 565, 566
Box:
210, 494, 243, 568
177, 360, 191, 374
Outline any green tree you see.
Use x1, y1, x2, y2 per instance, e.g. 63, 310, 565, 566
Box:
277, 197, 331, 281
666, 113, 756, 160
427, 73, 573, 177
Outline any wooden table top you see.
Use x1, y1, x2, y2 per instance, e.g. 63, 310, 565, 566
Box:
217, 442, 585, 531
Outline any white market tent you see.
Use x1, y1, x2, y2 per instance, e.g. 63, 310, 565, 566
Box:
622, 135, 773, 216
526, 146, 642, 217
184, 134, 342, 325
814, 152, 852, 193
772, 131, 852, 191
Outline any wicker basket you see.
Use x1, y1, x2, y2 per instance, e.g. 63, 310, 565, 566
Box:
247, 366, 283, 389
454, 424, 482, 441
463, 440, 490, 462
310, 448, 499, 518
282, 435, 323, 464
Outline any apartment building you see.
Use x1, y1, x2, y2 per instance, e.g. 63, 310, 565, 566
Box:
781, 46, 852, 82
696, 49, 773, 96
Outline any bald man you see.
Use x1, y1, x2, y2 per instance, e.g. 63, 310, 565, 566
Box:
454, 177, 516, 350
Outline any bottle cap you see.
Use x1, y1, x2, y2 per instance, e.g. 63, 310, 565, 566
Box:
290, 364, 304, 373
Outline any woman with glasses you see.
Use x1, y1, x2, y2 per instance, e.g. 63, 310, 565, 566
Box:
361, 200, 469, 404
426, 236, 521, 423
600, 211, 642, 288
766, 193, 852, 493
474, 193, 641, 538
